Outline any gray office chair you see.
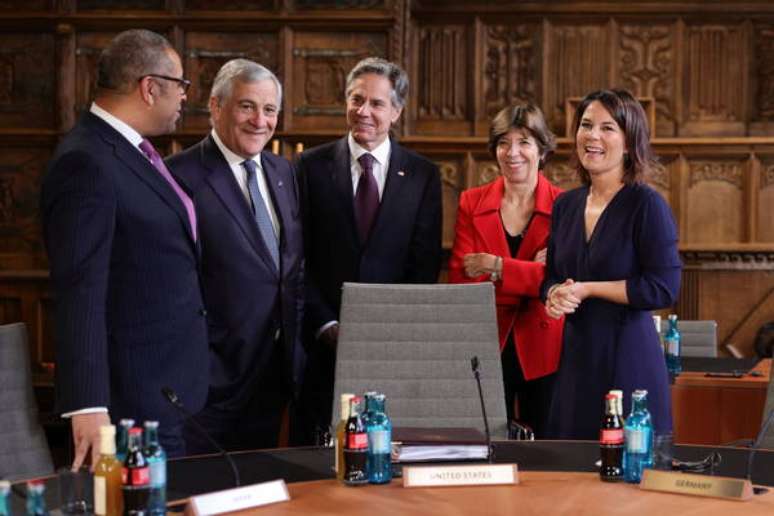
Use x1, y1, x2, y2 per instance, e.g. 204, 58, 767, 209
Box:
0, 322, 54, 480
659, 319, 718, 358
331, 282, 508, 438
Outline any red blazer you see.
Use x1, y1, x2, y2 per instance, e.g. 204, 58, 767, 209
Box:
448, 174, 564, 381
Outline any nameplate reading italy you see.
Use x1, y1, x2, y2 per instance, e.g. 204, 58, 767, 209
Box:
639, 469, 753, 501
403, 464, 519, 488
189, 479, 290, 515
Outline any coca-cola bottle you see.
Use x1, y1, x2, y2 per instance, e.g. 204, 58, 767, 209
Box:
599, 393, 624, 482
122, 427, 150, 515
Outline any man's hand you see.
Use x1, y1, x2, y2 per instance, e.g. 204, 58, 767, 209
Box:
70, 412, 111, 471
319, 323, 339, 351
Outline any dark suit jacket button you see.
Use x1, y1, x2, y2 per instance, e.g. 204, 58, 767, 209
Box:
540, 321, 549, 329
199, 309, 208, 316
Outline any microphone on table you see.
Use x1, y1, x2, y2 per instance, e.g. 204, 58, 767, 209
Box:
746, 408, 774, 495
470, 356, 493, 463
161, 386, 241, 487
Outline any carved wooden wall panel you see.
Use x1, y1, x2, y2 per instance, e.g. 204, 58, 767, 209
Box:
288, 31, 387, 132
616, 22, 677, 137
292, 0, 388, 9
752, 24, 774, 135
543, 155, 581, 192
412, 24, 469, 135
544, 22, 611, 136
433, 156, 465, 249
482, 22, 540, 127
757, 156, 774, 243
76, 0, 164, 9
0, 34, 55, 129
683, 158, 746, 243
185, 0, 274, 10
681, 22, 748, 136
74, 32, 116, 117
182, 32, 279, 131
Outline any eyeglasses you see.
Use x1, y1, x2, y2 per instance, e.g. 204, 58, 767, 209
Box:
142, 74, 191, 94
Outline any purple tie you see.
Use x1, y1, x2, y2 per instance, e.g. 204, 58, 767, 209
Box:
354, 153, 379, 243
139, 139, 197, 241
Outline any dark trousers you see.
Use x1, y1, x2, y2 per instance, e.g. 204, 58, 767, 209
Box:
501, 335, 555, 439
184, 345, 289, 454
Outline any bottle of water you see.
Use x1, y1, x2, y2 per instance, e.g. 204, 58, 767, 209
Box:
623, 389, 654, 483
26, 480, 48, 516
0, 480, 10, 516
143, 421, 166, 516
366, 393, 392, 484
664, 314, 682, 376
116, 418, 135, 463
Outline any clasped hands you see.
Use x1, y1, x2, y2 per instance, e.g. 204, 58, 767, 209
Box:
546, 279, 587, 319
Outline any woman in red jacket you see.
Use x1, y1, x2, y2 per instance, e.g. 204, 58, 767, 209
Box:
448, 103, 564, 438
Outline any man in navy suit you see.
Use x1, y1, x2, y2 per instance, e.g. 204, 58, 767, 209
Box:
41, 29, 208, 466
292, 57, 442, 444
167, 59, 304, 452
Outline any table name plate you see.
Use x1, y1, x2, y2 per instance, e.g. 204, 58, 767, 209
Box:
189, 479, 290, 515
403, 464, 519, 488
640, 469, 753, 501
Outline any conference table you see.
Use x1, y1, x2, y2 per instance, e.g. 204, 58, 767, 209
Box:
8, 441, 774, 514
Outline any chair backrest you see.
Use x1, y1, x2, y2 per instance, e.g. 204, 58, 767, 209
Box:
0, 322, 54, 480
331, 282, 508, 438
659, 319, 718, 358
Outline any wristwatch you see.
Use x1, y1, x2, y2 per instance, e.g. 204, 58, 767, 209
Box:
490, 256, 503, 282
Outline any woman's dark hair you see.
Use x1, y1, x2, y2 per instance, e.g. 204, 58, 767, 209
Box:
570, 88, 655, 185
488, 103, 556, 168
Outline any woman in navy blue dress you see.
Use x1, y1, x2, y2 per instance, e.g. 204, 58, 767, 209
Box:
542, 89, 681, 439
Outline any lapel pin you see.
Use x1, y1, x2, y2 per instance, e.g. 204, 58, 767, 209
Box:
277, 181, 284, 187
398, 170, 405, 176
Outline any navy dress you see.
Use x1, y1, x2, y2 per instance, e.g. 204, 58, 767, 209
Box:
542, 183, 681, 439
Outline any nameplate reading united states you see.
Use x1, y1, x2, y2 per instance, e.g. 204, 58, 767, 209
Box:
639, 469, 753, 501
403, 464, 519, 488
189, 479, 290, 515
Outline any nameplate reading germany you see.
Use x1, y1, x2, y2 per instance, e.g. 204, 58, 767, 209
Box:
189, 479, 290, 515
403, 464, 519, 488
640, 469, 753, 501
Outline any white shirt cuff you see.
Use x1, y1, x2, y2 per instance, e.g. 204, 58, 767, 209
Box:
61, 407, 109, 418
316, 320, 339, 339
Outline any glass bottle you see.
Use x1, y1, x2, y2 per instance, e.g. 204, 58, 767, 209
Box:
366, 393, 392, 484
0, 480, 10, 516
335, 393, 355, 481
362, 391, 378, 427
343, 396, 368, 486
94, 424, 123, 516
623, 389, 654, 484
609, 389, 624, 424
664, 314, 682, 376
116, 419, 135, 464
143, 422, 166, 516
599, 394, 624, 482
652, 315, 664, 354
122, 428, 150, 515
25, 480, 48, 516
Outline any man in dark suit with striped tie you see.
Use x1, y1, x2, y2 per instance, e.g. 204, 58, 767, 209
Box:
168, 59, 304, 452
41, 29, 208, 466
292, 57, 443, 444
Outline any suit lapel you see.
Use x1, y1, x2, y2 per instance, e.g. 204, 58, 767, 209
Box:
330, 137, 360, 246
200, 137, 277, 274
472, 177, 510, 259
368, 140, 409, 245
517, 174, 553, 258
87, 113, 197, 249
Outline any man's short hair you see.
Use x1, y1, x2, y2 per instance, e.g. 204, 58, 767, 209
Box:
96, 29, 175, 94
209, 59, 283, 108
345, 57, 408, 109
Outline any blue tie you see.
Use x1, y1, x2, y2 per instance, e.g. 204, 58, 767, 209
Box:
243, 159, 279, 268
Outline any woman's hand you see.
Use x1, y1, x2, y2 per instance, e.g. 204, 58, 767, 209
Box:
463, 253, 497, 278
534, 247, 547, 264
546, 279, 583, 318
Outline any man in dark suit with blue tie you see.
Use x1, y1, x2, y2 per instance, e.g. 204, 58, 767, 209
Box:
167, 59, 304, 452
41, 29, 208, 466
292, 57, 443, 444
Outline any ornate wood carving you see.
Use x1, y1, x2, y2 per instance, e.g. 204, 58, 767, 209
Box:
684, 24, 745, 123
183, 32, 278, 129
475, 161, 499, 186
436, 159, 462, 249
618, 24, 675, 136
483, 24, 538, 118
0, 34, 55, 129
545, 23, 609, 135
543, 157, 580, 191
293, 0, 385, 8
681, 250, 774, 271
289, 31, 386, 131
689, 161, 744, 189
755, 25, 774, 120
75, 32, 116, 116
75, 0, 164, 9
185, 0, 274, 10
416, 25, 467, 121
761, 160, 774, 189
